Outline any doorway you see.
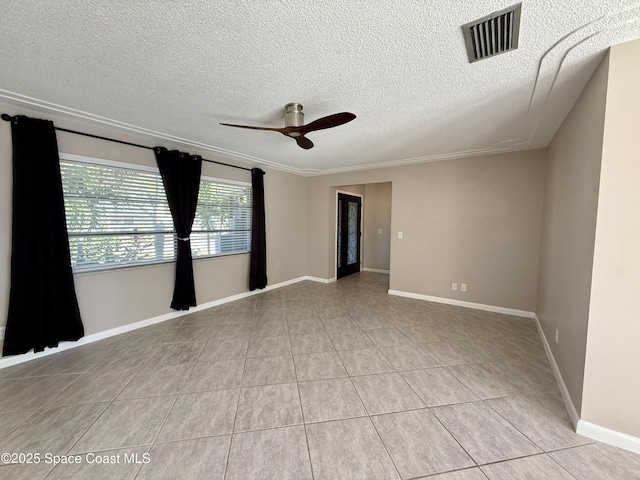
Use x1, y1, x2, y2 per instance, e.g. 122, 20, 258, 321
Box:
337, 193, 362, 279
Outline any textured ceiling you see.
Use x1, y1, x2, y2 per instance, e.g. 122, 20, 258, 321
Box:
1, 1, 639, 175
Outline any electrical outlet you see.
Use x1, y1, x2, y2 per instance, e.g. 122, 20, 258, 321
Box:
377, 228, 383, 234
555, 328, 559, 344
452, 283, 458, 291
461, 283, 467, 292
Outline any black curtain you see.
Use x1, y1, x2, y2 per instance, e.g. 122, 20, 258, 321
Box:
250, 168, 267, 290
3, 116, 84, 356
154, 147, 202, 310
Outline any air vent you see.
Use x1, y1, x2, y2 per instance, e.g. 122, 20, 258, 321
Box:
462, 3, 522, 63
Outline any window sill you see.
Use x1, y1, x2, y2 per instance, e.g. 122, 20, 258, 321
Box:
71, 251, 251, 276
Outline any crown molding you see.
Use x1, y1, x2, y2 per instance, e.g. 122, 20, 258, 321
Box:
0, 90, 530, 178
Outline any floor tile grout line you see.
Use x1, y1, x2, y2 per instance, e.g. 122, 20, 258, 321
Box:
477, 450, 574, 468
147, 358, 199, 445
477, 452, 581, 479
430, 397, 580, 467
323, 325, 353, 379
367, 413, 405, 479
346, 374, 372, 417
393, 367, 438, 410
0, 409, 40, 445
542, 441, 601, 455
546, 452, 591, 480
34, 371, 96, 412
403, 466, 489, 480
123, 447, 149, 480
57, 347, 170, 457
442, 362, 498, 401
289, 326, 316, 480
481, 395, 556, 454
56, 399, 120, 466
222, 332, 249, 480
427, 403, 480, 468
45, 361, 150, 411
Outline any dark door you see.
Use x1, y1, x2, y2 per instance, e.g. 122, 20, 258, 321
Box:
337, 193, 362, 279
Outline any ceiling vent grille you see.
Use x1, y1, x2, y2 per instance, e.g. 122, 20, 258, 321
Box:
462, 3, 522, 63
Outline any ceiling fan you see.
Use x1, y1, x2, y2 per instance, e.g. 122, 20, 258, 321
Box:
220, 103, 356, 150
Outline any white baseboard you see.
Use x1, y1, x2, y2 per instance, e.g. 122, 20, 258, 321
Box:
534, 314, 640, 454
533, 314, 580, 428
264, 276, 308, 289
362, 268, 390, 274
305, 276, 336, 284
387, 289, 535, 318
577, 420, 640, 454
0, 275, 309, 370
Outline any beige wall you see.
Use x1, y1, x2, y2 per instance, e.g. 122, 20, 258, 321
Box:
263, 168, 307, 284
363, 182, 392, 271
0, 103, 307, 337
307, 150, 546, 312
536, 54, 608, 414
337, 185, 365, 196
582, 39, 640, 437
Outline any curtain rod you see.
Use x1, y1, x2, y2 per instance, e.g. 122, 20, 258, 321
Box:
1, 113, 252, 172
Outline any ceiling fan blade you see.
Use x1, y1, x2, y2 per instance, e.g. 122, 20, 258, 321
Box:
300, 112, 356, 133
295, 135, 314, 150
220, 122, 288, 133
220, 107, 354, 150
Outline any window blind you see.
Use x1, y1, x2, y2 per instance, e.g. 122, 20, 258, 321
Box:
60, 158, 252, 272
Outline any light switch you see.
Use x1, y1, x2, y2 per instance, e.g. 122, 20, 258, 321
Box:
397, 232, 403, 239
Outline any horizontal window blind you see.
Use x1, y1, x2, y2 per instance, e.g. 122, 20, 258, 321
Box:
191, 178, 252, 258
60, 158, 252, 272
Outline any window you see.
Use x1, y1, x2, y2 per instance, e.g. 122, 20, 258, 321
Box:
59, 154, 252, 272
191, 174, 252, 258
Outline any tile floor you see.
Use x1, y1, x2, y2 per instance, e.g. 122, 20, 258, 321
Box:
1, 272, 639, 479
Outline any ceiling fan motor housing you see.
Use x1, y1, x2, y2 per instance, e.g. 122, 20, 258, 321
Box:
285, 103, 304, 127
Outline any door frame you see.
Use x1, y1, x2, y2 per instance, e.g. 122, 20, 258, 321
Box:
335, 190, 363, 280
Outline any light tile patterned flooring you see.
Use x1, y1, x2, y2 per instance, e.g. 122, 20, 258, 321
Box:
1, 272, 639, 479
